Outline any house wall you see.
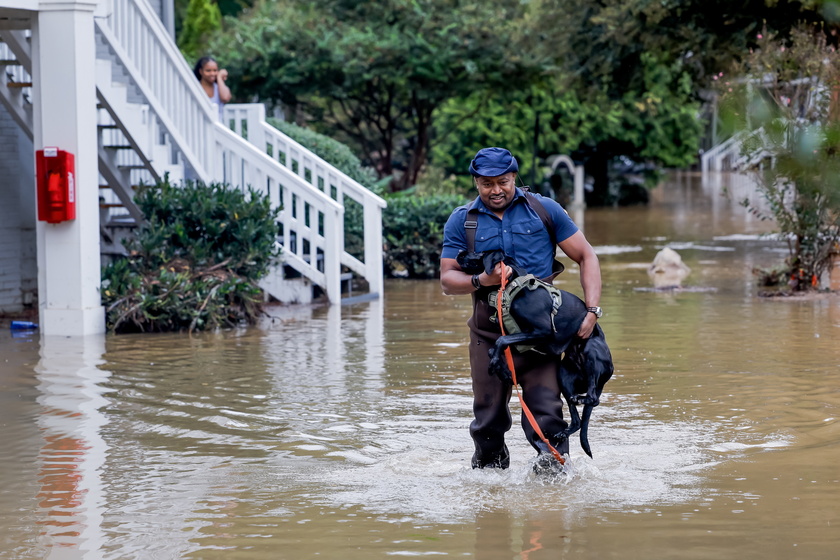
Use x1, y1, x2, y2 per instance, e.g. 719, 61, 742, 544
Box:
0, 104, 36, 314
148, 0, 175, 38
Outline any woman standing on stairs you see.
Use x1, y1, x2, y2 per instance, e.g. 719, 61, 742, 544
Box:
194, 56, 232, 122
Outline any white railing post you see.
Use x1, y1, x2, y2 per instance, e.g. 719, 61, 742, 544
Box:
363, 200, 384, 296
322, 205, 343, 302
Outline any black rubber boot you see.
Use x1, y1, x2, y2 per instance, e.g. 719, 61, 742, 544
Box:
531, 441, 566, 476
471, 443, 510, 469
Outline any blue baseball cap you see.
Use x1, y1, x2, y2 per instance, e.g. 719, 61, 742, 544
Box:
468, 147, 519, 177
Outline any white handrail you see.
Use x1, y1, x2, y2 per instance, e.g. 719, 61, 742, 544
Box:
224, 103, 386, 297
701, 133, 742, 173
213, 124, 345, 301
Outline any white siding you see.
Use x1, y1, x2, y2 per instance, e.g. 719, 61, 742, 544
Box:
0, 105, 35, 314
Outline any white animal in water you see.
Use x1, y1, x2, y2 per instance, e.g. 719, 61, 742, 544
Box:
648, 247, 691, 289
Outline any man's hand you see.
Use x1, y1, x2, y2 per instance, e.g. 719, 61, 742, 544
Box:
577, 312, 597, 339
483, 262, 512, 286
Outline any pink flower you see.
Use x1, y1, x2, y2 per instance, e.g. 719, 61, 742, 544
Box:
757, 33, 763, 39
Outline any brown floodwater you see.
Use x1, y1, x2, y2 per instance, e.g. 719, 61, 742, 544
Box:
2, 171, 839, 559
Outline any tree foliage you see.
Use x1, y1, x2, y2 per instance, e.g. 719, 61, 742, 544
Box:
212, 0, 538, 190
177, 0, 223, 61
206, 0, 832, 202
513, 0, 828, 202
431, 52, 702, 200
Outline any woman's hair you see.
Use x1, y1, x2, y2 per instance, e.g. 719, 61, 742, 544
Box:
193, 56, 216, 81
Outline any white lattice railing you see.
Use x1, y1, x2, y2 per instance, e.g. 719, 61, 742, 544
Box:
701, 133, 743, 173
95, 0, 214, 182
702, 128, 773, 173
213, 125, 345, 300
224, 104, 386, 297
95, 0, 385, 301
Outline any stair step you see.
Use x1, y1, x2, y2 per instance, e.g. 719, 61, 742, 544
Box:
7, 81, 31, 88
0, 60, 21, 65
103, 144, 133, 149
98, 124, 120, 130
99, 203, 125, 209
117, 164, 148, 170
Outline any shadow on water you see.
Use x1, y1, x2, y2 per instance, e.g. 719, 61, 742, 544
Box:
2, 172, 840, 559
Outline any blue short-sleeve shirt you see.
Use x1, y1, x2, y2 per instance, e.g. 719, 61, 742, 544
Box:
441, 188, 579, 279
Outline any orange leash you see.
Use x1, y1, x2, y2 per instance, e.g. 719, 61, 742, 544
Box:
497, 262, 565, 465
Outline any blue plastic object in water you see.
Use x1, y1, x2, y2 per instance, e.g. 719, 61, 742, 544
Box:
10, 321, 39, 330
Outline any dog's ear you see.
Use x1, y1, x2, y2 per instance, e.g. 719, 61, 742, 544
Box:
456, 250, 485, 274
482, 250, 506, 275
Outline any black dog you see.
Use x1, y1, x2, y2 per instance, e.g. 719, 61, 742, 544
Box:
459, 249, 614, 458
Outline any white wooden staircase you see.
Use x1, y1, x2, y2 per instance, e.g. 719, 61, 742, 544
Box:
0, 0, 385, 304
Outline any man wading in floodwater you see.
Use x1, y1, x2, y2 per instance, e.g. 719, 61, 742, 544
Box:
439, 147, 602, 473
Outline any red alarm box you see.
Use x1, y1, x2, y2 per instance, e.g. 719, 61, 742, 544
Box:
36, 147, 76, 223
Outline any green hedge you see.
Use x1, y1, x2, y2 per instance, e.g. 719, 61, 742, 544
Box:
101, 178, 280, 333
382, 193, 468, 279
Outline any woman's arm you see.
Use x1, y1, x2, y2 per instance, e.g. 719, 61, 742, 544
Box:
217, 68, 232, 103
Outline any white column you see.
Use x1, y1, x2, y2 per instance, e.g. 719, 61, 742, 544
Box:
32, 0, 105, 335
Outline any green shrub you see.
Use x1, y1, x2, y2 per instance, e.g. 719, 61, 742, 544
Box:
101, 178, 281, 333
382, 193, 469, 279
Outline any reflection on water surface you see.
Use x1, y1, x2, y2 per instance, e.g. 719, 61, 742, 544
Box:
1, 172, 839, 559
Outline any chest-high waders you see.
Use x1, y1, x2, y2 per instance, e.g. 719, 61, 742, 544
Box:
463, 191, 570, 469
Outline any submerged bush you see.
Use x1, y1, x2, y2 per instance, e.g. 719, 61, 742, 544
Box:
101, 179, 281, 333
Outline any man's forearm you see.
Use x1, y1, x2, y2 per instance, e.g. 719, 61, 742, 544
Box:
441, 270, 481, 295
579, 254, 602, 308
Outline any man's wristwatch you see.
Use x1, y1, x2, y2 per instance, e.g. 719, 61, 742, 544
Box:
587, 306, 603, 318
471, 274, 482, 290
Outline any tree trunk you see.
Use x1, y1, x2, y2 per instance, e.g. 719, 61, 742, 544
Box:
584, 149, 612, 207
396, 103, 432, 191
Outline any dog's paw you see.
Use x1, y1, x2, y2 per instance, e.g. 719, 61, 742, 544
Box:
557, 424, 580, 438
572, 394, 599, 406
487, 353, 513, 385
